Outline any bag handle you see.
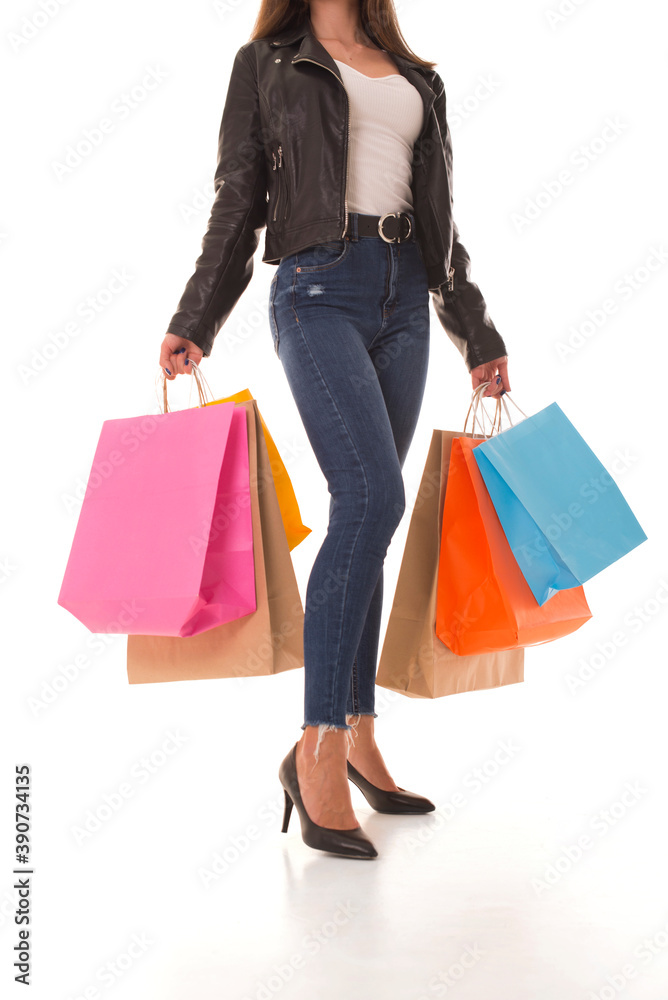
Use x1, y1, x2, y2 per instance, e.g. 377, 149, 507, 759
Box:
464, 383, 497, 437
463, 383, 528, 438
497, 391, 528, 429
157, 362, 215, 413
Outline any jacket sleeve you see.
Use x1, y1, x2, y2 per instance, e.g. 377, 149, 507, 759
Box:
429, 72, 508, 372
166, 46, 267, 357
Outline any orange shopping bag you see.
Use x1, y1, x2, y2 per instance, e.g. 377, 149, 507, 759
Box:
205, 388, 311, 551
435, 434, 592, 655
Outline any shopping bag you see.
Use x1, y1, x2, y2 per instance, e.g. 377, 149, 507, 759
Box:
205, 388, 311, 552
435, 434, 592, 655
58, 400, 256, 637
376, 429, 525, 698
473, 402, 647, 605
127, 399, 304, 682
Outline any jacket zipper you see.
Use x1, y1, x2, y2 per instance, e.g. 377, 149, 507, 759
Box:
271, 143, 287, 223
291, 52, 451, 285
292, 55, 350, 238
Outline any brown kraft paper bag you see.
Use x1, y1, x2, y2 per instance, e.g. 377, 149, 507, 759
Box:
126, 399, 304, 683
376, 429, 524, 698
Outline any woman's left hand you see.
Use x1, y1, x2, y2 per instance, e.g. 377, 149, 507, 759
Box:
471, 355, 510, 397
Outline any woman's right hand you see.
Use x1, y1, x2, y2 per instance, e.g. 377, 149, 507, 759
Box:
470, 355, 510, 398
159, 333, 204, 379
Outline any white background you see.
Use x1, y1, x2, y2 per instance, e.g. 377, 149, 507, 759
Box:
3, 0, 667, 997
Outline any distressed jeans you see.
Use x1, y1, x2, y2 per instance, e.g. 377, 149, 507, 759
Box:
268, 212, 430, 757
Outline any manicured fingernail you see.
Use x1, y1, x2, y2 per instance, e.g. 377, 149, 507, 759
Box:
165, 367, 171, 375
177, 347, 185, 354
184, 359, 189, 366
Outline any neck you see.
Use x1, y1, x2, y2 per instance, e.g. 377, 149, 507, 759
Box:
307, 0, 369, 48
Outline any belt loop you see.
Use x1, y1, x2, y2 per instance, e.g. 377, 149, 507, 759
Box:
349, 212, 358, 242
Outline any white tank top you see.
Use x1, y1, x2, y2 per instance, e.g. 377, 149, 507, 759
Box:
333, 58, 424, 216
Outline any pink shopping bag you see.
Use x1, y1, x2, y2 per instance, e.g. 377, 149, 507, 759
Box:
57, 401, 256, 636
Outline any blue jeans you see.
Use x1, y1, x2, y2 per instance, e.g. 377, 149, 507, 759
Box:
268, 212, 430, 743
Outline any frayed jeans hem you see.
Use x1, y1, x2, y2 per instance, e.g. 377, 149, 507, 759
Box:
300, 713, 378, 764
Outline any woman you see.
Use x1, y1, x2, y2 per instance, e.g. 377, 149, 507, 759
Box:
158, 0, 510, 860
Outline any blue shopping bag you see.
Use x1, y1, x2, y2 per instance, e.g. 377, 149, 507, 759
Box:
473, 402, 647, 605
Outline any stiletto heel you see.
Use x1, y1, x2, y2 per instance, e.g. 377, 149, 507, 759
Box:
278, 743, 378, 859
347, 760, 436, 814
281, 788, 294, 833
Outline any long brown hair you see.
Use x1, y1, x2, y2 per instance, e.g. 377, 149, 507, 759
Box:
249, 0, 436, 70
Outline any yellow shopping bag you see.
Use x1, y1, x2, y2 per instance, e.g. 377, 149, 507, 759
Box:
206, 388, 311, 551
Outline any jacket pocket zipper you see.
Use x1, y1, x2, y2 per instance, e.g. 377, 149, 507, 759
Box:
272, 143, 286, 223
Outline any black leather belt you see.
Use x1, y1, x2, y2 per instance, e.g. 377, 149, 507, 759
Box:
346, 211, 414, 243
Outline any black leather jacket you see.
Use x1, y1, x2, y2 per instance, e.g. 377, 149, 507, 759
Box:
166, 15, 507, 371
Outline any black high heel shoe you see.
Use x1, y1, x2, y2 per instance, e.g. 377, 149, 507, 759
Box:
347, 760, 436, 814
278, 743, 378, 859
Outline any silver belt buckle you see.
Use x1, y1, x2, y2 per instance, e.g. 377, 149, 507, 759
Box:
378, 212, 412, 243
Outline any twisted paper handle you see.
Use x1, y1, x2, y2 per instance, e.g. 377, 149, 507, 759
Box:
463, 383, 528, 438
157, 362, 215, 413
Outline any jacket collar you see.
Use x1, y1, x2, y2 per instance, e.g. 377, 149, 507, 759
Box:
269, 15, 433, 81
268, 15, 437, 124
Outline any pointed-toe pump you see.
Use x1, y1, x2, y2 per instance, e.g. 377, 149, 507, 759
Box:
347, 760, 436, 814
278, 743, 378, 859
